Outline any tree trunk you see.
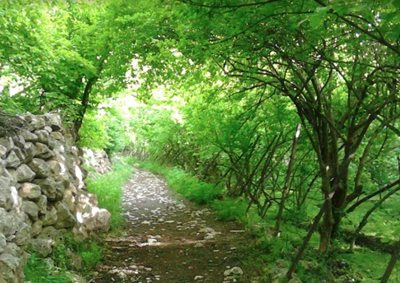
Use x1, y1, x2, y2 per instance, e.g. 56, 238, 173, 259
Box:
74, 77, 97, 138
319, 173, 348, 252
380, 240, 400, 283
331, 181, 348, 238
286, 199, 327, 281
319, 201, 334, 253
275, 124, 301, 236
318, 167, 335, 253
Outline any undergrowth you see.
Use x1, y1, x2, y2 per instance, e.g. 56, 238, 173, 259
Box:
211, 197, 248, 221
137, 159, 400, 282
24, 253, 71, 283
53, 234, 103, 270
25, 233, 103, 283
87, 156, 135, 229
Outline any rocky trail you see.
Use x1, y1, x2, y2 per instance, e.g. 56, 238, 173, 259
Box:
89, 168, 258, 283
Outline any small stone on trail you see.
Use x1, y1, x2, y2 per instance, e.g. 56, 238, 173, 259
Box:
147, 238, 158, 244
224, 266, 244, 277
194, 275, 204, 280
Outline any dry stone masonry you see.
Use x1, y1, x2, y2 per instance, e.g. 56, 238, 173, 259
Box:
82, 148, 112, 176
0, 113, 111, 283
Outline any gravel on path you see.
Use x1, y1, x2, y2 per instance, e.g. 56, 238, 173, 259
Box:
90, 168, 257, 283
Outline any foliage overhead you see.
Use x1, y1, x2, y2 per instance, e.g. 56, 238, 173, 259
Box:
2, 0, 400, 281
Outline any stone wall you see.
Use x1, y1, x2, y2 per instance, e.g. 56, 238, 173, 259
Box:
0, 113, 110, 283
81, 148, 112, 176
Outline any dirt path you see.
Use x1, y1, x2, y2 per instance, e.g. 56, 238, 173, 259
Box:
90, 169, 258, 283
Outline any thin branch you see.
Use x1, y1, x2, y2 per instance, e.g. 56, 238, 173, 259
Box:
181, 0, 280, 9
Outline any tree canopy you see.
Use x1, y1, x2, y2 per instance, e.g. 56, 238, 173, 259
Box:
1, 0, 400, 281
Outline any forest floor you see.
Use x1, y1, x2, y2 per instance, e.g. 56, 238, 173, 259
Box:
89, 168, 259, 283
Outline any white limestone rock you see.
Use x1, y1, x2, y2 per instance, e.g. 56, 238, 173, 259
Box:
0, 145, 7, 158
34, 130, 50, 145
0, 137, 14, 152
0, 208, 24, 237
50, 131, 64, 141
28, 158, 50, 178
44, 113, 62, 131
33, 143, 54, 160
25, 115, 46, 131
5, 150, 21, 169
30, 238, 53, 257
41, 206, 58, 226
36, 195, 47, 215
33, 178, 58, 200
22, 201, 39, 221
74, 192, 111, 235
31, 220, 43, 237
55, 201, 76, 229
0, 234, 6, 254
0, 177, 12, 208
15, 223, 31, 246
15, 164, 35, 182
19, 183, 41, 200
19, 130, 38, 142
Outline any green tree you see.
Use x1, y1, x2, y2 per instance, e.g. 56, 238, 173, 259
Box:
0, 0, 175, 136
173, 0, 400, 254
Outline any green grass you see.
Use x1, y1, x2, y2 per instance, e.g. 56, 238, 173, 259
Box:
25, 232, 105, 282
87, 156, 134, 229
55, 233, 104, 270
211, 197, 248, 221
24, 253, 72, 283
79, 241, 103, 269
338, 249, 400, 282
342, 191, 400, 243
